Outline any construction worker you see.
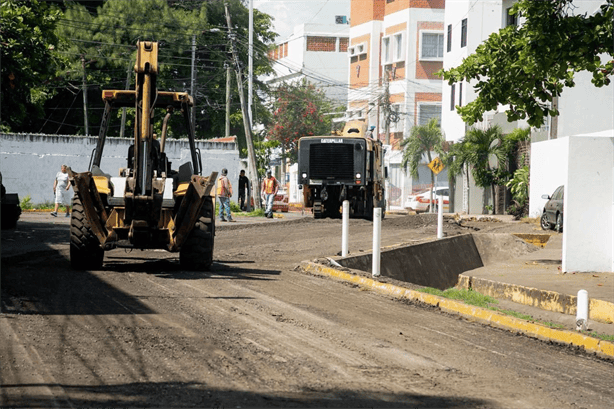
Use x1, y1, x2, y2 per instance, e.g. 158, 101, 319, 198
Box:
261, 169, 279, 219
217, 168, 235, 222
238, 169, 249, 211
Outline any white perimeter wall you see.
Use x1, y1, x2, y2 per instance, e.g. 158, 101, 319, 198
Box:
529, 138, 569, 218
0, 133, 240, 205
562, 137, 613, 272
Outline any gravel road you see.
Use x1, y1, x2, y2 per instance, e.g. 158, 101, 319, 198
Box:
1, 213, 613, 408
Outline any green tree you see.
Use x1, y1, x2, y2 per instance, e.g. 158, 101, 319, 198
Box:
506, 166, 530, 219
400, 118, 445, 211
267, 80, 333, 162
448, 126, 507, 214
242, 136, 280, 179
440, 0, 614, 127
0, 0, 63, 131
37, 0, 275, 141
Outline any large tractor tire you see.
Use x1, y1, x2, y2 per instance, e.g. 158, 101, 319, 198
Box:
70, 196, 104, 270
313, 200, 324, 219
180, 197, 215, 270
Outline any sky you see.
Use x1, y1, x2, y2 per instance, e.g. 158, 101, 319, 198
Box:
253, 0, 350, 41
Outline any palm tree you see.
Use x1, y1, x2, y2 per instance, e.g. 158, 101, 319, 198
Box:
400, 118, 444, 212
452, 125, 506, 214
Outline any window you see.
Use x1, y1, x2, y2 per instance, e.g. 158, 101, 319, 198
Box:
447, 24, 452, 52
349, 42, 366, 57
450, 84, 456, 111
418, 104, 441, 126
552, 186, 564, 200
506, 7, 517, 27
460, 18, 467, 48
420, 32, 444, 60
459, 82, 463, 107
393, 33, 404, 61
382, 37, 391, 64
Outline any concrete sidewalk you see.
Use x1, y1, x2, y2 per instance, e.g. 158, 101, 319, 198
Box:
458, 233, 614, 324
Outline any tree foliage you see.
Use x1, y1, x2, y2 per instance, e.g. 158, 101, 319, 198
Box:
440, 0, 614, 127
443, 126, 531, 214
0, 0, 63, 131
506, 165, 530, 218
1, 0, 277, 144
400, 118, 444, 208
267, 80, 333, 162
241, 137, 280, 179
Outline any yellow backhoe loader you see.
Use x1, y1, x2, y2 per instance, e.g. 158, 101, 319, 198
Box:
69, 41, 216, 270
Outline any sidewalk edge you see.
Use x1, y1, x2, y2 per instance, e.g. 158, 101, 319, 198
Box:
299, 261, 614, 360
457, 275, 614, 324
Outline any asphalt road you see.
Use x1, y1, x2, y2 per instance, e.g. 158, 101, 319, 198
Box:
1, 213, 613, 408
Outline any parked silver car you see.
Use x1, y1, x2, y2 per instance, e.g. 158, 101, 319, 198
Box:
541, 185, 564, 232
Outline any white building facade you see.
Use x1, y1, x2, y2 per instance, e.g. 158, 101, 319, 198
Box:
266, 23, 350, 105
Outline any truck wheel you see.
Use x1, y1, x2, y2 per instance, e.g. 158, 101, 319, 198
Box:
180, 197, 215, 270
70, 196, 104, 270
313, 200, 324, 219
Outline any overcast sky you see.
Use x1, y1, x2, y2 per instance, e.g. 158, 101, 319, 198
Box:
254, 0, 350, 41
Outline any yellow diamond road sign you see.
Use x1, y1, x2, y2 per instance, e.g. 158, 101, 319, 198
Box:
428, 157, 444, 174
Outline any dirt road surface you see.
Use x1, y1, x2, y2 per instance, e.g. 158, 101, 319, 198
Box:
2, 213, 613, 408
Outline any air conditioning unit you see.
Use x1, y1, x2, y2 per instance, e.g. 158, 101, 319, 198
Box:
335, 15, 348, 24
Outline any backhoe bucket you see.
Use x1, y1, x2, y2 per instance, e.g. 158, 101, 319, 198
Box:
169, 171, 217, 251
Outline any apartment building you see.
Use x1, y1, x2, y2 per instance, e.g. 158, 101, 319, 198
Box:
266, 23, 350, 105
347, 0, 445, 150
347, 0, 446, 209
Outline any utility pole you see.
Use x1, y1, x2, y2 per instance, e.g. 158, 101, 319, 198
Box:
190, 34, 197, 135
225, 63, 232, 138
383, 67, 391, 145
81, 55, 89, 136
119, 65, 132, 138
224, 1, 261, 209
248, 0, 254, 127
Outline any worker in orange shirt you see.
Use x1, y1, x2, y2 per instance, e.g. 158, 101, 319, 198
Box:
261, 169, 279, 219
217, 168, 235, 222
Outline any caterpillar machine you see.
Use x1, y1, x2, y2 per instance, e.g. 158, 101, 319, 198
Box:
68, 41, 216, 270
298, 121, 386, 219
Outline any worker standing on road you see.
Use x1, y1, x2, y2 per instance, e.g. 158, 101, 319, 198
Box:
238, 169, 249, 211
261, 169, 279, 219
217, 168, 235, 222
51, 164, 72, 217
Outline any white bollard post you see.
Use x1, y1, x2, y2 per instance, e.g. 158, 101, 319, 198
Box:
372, 207, 381, 277
341, 200, 349, 257
576, 289, 589, 331
437, 194, 443, 239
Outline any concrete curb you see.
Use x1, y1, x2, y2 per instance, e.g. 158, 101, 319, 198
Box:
299, 261, 614, 360
457, 275, 614, 324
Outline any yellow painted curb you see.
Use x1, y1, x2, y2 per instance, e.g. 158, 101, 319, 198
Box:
457, 275, 614, 324
300, 261, 614, 359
